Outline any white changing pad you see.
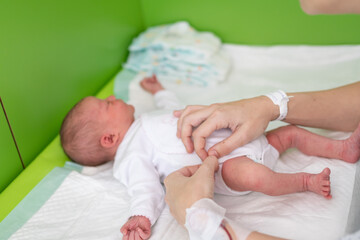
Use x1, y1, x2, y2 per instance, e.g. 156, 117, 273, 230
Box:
4, 44, 360, 240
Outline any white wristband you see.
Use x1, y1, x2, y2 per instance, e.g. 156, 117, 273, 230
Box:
265, 90, 291, 121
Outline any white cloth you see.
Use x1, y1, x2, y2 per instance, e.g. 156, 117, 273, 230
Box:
113, 90, 279, 225
185, 198, 252, 240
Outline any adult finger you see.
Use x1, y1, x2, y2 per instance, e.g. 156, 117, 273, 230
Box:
208, 122, 256, 158
191, 112, 230, 160
190, 156, 219, 199
164, 164, 201, 195
173, 109, 183, 119
178, 105, 216, 153
193, 155, 219, 179
176, 105, 205, 138
176, 164, 202, 177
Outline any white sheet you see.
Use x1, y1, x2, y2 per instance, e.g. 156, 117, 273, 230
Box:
9, 44, 360, 240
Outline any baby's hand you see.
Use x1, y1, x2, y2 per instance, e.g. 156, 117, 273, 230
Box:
140, 74, 164, 95
120, 215, 151, 240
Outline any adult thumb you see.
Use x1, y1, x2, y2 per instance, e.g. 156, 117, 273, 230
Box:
195, 155, 219, 178
209, 124, 253, 158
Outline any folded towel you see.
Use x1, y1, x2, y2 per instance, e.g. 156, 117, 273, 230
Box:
129, 21, 221, 61
124, 21, 231, 87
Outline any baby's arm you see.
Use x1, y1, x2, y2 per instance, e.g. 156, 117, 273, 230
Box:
114, 126, 166, 239
140, 74, 184, 110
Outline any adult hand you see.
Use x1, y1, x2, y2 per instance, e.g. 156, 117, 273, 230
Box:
164, 156, 219, 225
175, 96, 277, 160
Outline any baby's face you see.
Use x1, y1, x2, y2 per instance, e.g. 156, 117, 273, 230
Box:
83, 95, 135, 132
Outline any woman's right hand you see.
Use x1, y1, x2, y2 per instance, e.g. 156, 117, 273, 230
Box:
174, 95, 278, 160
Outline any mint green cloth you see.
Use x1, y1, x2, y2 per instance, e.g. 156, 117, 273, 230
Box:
0, 162, 82, 240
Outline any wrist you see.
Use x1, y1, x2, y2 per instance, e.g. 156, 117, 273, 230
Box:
152, 87, 165, 95
258, 95, 280, 121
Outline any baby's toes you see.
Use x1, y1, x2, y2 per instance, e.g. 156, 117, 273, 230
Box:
323, 190, 332, 199
322, 185, 330, 192
322, 185, 332, 199
322, 180, 330, 187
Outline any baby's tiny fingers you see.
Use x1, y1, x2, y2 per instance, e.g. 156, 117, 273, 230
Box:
137, 227, 151, 239
121, 229, 128, 235
123, 232, 129, 240
134, 230, 141, 240
129, 230, 135, 240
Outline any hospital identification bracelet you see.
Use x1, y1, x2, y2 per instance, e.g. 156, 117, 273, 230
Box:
265, 90, 292, 121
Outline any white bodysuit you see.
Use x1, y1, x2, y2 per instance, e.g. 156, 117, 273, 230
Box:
113, 90, 279, 225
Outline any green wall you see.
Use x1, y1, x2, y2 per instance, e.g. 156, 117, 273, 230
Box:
141, 0, 360, 45
0, 0, 144, 192
0, 106, 23, 192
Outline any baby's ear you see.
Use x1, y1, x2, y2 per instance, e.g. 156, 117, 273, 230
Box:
100, 133, 119, 148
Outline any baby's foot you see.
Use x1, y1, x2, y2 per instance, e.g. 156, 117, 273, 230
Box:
140, 74, 164, 95
306, 168, 332, 199
341, 123, 360, 163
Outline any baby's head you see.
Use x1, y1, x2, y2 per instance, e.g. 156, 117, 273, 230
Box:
60, 95, 135, 166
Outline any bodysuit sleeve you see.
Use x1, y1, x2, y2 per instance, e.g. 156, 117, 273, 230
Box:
154, 89, 184, 110
114, 126, 165, 225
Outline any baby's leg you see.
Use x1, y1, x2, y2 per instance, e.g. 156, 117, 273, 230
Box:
266, 124, 360, 163
222, 156, 332, 199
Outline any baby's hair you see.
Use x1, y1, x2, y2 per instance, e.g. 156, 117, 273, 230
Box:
60, 97, 112, 166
